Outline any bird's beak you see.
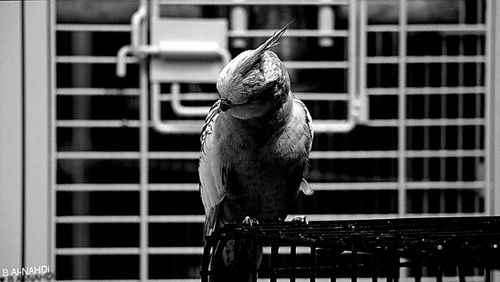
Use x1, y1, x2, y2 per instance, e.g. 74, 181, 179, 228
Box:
220, 99, 234, 112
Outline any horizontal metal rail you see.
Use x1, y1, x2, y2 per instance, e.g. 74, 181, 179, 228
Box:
366, 24, 486, 33
56, 25, 350, 38
56, 215, 204, 224
56, 86, 486, 97
156, 0, 349, 5
158, 92, 350, 101
55, 246, 317, 256
228, 29, 349, 37
57, 184, 140, 191
56, 118, 486, 128
55, 212, 486, 225
367, 118, 485, 127
368, 86, 486, 95
367, 55, 485, 64
56, 248, 140, 255
55, 24, 487, 35
57, 56, 348, 69
56, 216, 141, 223
56, 56, 137, 64
56, 149, 485, 160
56, 181, 485, 192
57, 88, 140, 96
56, 24, 131, 32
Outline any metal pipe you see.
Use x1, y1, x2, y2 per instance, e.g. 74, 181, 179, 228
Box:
151, 83, 204, 133
170, 83, 211, 117
398, 0, 408, 217
318, 5, 335, 47
230, 4, 248, 48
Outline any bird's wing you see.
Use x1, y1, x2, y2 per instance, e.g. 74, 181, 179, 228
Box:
199, 100, 226, 235
294, 98, 315, 195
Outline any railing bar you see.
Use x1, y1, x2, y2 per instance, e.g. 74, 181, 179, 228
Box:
367, 24, 486, 33
398, 0, 408, 217
55, 149, 485, 160
284, 61, 349, 69
57, 184, 140, 191
366, 56, 485, 64
56, 56, 347, 69
367, 118, 485, 127
367, 86, 485, 95
55, 118, 486, 128
159, 92, 349, 101
56, 215, 205, 223
56, 152, 140, 159
56, 24, 131, 32
440, 36, 449, 184
312, 181, 485, 190
148, 215, 205, 223
56, 216, 141, 223
156, 0, 349, 5
56, 181, 485, 192
57, 88, 140, 96
228, 30, 349, 37
56, 56, 137, 64
457, 28, 465, 182
148, 247, 203, 255
423, 61, 431, 182
56, 120, 142, 127
407, 24, 486, 32
56, 248, 140, 255
57, 117, 487, 127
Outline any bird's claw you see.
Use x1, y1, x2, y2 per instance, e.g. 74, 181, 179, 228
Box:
290, 215, 309, 225
242, 216, 259, 227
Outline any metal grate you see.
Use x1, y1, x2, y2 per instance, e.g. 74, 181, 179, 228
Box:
53, 0, 493, 280
202, 216, 500, 281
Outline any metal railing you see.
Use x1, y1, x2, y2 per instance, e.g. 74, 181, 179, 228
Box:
53, 0, 492, 280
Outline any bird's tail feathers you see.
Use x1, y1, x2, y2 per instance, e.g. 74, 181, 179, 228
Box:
203, 206, 218, 239
300, 178, 314, 195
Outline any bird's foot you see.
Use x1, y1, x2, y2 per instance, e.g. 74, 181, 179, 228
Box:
290, 215, 309, 225
242, 216, 259, 227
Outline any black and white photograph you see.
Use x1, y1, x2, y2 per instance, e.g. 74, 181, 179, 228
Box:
1, 0, 500, 281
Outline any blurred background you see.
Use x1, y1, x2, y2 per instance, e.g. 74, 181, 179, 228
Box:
1, 0, 500, 281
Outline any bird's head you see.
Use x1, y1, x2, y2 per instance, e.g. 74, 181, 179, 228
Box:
216, 24, 291, 120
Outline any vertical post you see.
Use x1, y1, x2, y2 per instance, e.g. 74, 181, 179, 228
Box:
139, 0, 149, 281
398, 0, 408, 217
318, 5, 334, 48
487, 0, 500, 216
24, 0, 51, 270
230, 2, 247, 49
0, 0, 23, 272
349, 0, 358, 124
50, 0, 57, 277
359, 0, 368, 123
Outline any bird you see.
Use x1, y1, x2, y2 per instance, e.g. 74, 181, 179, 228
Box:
199, 23, 313, 281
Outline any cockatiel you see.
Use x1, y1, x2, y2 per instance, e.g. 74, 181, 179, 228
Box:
199, 24, 313, 281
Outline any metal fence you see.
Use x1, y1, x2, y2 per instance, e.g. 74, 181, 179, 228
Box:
53, 0, 493, 280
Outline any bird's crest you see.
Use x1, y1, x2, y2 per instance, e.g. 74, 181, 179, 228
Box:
217, 22, 292, 105
238, 22, 292, 76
